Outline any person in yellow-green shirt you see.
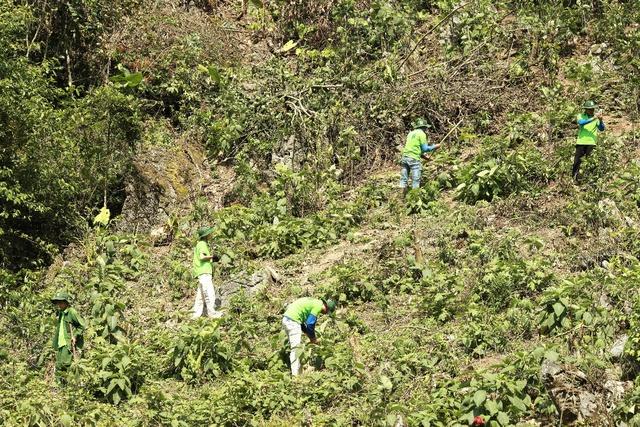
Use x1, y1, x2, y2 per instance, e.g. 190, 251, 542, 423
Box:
573, 100, 605, 180
191, 226, 223, 319
399, 118, 441, 195
282, 297, 336, 376
51, 291, 85, 382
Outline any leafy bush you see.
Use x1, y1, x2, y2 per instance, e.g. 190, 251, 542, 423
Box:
623, 292, 640, 365
537, 278, 601, 335
168, 322, 233, 382
420, 268, 463, 322
211, 184, 381, 261
476, 256, 555, 309
0, 82, 142, 269
578, 136, 625, 186
455, 147, 551, 203
271, 163, 342, 217
90, 292, 126, 343
319, 260, 377, 304
616, 160, 640, 209
72, 339, 150, 405
405, 183, 439, 215
459, 345, 556, 426
460, 373, 533, 426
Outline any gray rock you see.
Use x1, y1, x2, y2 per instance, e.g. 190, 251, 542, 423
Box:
540, 360, 609, 425
603, 379, 631, 403
578, 391, 598, 417
271, 135, 305, 171
393, 415, 405, 427
150, 225, 170, 245
217, 267, 280, 308
611, 335, 629, 359
119, 141, 210, 234
541, 359, 562, 378
598, 198, 624, 226
599, 294, 613, 310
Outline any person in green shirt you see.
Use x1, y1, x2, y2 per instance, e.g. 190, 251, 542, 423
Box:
51, 291, 85, 382
399, 118, 441, 196
573, 100, 605, 181
282, 297, 336, 376
191, 226, 222, 319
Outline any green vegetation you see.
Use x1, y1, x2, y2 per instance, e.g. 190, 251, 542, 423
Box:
2, 0, 640, 425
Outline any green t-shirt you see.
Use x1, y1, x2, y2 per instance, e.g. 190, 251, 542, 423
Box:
576, 113, 601, 146
402, 129, 428, 161
52, 307, 85, 350
57, 309, 68, 348
284, 297, 324, 324
192, 240, 213, 278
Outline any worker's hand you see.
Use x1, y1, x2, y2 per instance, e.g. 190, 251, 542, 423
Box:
433, 143, 442, 150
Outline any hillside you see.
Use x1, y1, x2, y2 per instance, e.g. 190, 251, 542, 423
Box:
1, 0, 640, 425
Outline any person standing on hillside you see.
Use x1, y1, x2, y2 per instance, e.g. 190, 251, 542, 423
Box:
573, 100, 605, 181
51, 291, 85, 383
282, 297, 336, 376
399, 118, 441, 196
191, 226, 223, 319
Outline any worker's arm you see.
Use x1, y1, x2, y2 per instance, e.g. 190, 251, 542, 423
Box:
199, 244, 220, 262
421, 143, 441, 153
69, 309, 85, 332
303, 314, 318, 343
597, 119, 605, 131
577, 117, 596, 126
69, 309, 86, 344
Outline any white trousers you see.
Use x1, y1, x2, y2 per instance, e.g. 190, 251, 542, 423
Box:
192, 274, 218, 318
282, 317, 302, 376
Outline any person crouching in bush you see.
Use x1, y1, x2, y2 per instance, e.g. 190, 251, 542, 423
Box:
282, 297, 336, 376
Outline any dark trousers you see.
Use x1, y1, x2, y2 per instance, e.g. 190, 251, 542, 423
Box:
572, 145, 594, 179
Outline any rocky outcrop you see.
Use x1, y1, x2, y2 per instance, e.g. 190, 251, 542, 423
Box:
541, 358, 632, 425
216, 267, 280, 308
119, 139, 208, 238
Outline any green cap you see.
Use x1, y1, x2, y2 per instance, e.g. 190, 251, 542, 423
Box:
582, 100, 597, 109
413, 118, 431, 130
324, 299, 337, 313
197, 226, 215, 239
51, 291, 71, 303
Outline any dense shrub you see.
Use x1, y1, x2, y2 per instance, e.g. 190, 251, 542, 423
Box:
455, 146, 551, 203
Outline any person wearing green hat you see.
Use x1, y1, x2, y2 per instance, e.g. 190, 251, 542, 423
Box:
191, 226, 223, 319
573, 100, 605, 180
399, 118, 441, 195
282, 297, 336, 376
51, 291, 85, 382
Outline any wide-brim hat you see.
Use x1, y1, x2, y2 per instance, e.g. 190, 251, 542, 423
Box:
413, 118, 431, 129
51, 291, 71, 303
324, 298, 337, 313
582, 100, 597, 109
